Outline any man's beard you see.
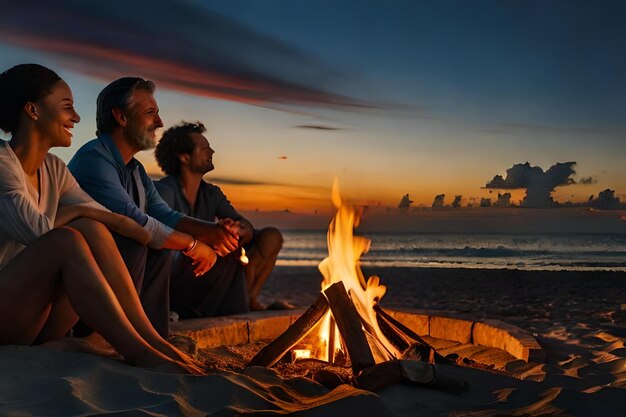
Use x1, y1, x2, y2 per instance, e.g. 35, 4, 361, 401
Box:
126, 120, 157, 150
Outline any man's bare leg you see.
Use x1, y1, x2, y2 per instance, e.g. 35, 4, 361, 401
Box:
245, 227, 283, 310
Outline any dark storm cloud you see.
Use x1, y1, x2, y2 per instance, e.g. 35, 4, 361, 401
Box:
1, 0, 376, 109
485, 162, 577, 207
588, 189, 624, 209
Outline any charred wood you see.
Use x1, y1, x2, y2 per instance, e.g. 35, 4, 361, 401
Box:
248, 294, 329, 367
324, 282, 375, 373
374, 305, 450, 364
355, 360, 467, 393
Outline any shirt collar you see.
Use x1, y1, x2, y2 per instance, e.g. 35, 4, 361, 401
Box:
99, 134, 140, 169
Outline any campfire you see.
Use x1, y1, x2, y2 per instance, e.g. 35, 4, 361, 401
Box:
248, 181, 456, 390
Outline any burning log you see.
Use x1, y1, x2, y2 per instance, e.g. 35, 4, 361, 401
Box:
355, 360, 467, 393
374, 305, 450, 364
327, 316, 337, 363
324, 281, 375, 373
248, 294, 329, 367
376, 312, 411, 352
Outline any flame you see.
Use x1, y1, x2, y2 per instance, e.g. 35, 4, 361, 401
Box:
292, 349, 311, 360
240, 247, 249, 265
316, 179, 401, 363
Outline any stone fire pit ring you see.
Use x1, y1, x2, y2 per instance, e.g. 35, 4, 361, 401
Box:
171, 307, 544, 365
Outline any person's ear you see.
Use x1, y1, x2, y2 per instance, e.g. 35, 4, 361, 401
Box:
111, 108, 128, 127
178, 153, 191, 166
23, 102, 39, 121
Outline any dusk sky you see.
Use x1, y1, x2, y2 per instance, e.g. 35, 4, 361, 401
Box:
1, 0, 625, 214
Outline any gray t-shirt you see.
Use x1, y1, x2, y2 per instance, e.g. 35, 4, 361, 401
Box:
154, 175, 246, 223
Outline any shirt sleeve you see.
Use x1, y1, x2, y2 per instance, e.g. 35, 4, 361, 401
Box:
70, 151, 181, 248
0, 165, 52, 245
139, 165, 184, 228
69, 151, 151, 226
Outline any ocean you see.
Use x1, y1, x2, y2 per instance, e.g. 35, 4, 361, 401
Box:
277, 231, 626, 271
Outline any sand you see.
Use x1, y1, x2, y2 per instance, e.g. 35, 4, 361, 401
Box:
1, 266, 625, 416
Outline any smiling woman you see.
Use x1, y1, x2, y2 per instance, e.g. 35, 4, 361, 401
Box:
0, 64, 203, 374
35, 79, 80, 148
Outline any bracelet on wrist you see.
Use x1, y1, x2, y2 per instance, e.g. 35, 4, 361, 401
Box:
183, 238, 198, 255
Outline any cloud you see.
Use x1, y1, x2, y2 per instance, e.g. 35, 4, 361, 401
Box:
398, 193, 413, 209
1, 0, 377, 109
432, 194, 445, 208
588, 189, 624, 209
277, 156, 288, 160
485, 162, 577, 207
207, 177, 278, 186
295, 124, 344, 131
578, 176, 597, 185
495, 192, 512, 207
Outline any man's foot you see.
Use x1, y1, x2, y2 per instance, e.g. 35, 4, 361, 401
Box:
267, 300, 296, 310
250, 298, 267, 311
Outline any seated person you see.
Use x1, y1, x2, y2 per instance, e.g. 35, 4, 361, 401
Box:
0, 64, 201, 374
68, 78, 239, 337
154, 121, 285, 314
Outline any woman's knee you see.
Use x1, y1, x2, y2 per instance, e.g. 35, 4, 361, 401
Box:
67, 217, 109, 235
66, 218, 115, 247
45, 227, 89, 256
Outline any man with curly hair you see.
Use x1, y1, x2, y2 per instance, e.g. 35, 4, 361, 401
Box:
154, 122, 287, 315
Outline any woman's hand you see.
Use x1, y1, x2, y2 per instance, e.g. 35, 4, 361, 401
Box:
184, 240, 217, 277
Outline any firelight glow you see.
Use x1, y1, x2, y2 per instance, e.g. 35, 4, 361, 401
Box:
316, 180, 401, 363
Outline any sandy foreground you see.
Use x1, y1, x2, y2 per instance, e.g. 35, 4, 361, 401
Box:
1, 266, 625, 416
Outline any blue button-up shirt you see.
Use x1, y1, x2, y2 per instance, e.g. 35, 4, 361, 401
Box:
68, 134, 183, 247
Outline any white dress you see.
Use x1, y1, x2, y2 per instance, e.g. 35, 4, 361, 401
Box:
0, 140, 104, 270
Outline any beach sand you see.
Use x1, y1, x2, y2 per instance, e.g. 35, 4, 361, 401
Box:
1, 266, 625, 416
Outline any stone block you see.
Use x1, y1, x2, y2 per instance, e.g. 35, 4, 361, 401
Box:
469, 347, 517, 371
386, 309, 429, 336
429, 316, 474, 343
248, 314, 293, 342
421, 335, 459, 350
172, 317, 248, 348
472, 319, 544, 362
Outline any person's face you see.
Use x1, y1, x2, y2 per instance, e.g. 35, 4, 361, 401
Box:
124, 89, 163, 150
34, 80, 80, 147
188, 133, 215, 174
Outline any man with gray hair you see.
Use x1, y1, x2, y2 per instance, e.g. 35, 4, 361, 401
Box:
69, 77, 239, 337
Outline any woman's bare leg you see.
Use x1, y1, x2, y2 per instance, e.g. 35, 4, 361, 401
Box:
0, 227, 189, 372
66, 218, 202, 369
33, 288, 78, 344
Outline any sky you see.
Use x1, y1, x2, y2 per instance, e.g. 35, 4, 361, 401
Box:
1, 0, 625, 216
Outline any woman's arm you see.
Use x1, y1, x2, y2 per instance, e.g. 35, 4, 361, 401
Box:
55, 205, 152, 246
